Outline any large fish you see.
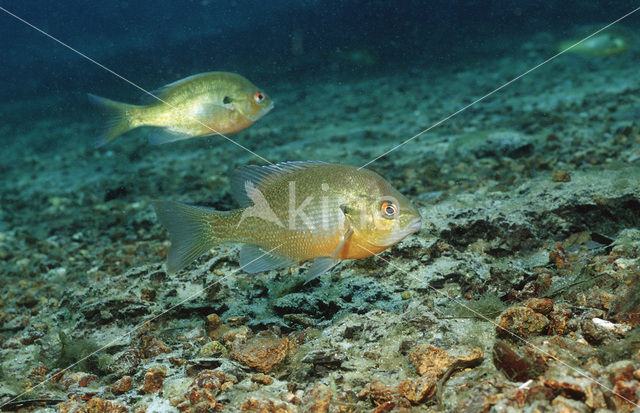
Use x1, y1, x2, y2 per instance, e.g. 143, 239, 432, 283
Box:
153, 162, 422, 281
88, 72, 273, 147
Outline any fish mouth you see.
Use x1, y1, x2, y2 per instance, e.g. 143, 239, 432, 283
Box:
374, 217, 423, 247
406, 217, 422, 234
249, 101, 274, 121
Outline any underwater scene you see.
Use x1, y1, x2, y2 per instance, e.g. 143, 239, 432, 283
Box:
1, 1, 640, 412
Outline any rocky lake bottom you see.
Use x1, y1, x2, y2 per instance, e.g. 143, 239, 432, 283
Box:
1, 36, 640, 412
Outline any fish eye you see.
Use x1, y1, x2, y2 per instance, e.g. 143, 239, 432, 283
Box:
381, 201, 398, 219
254, 92, 265, 103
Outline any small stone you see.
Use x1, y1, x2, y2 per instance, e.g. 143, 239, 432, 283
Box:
551, 396, 589, 413
452, 346, 484, 368
169, 357, 186, 366
552, 170, 571, 182
581, 319, 613, 345
227, 316, 249, 326
142, 367, 166, 394
585, 382, 607, 409
496, 306, 549, 339
85, 397, 128, 413
398, 375, 437, 404
61, 372, 99, 390
231, 333, 293, 373
206, 313, 222, 333
408, 345, 454, 377
549, 242, 570, 269
526, 385, 555, 402
251, 373, 274, 385
492, 340, 548, 381
111, 375, 133, 395
184, 369, 234, 409
525, 297, 554, 315
139, 336, 170, 358
543, 379, 586, 400
548, 308, 573, 335
199, 340, 228, 358
303, 383, 332, 413
58, 395, 84, 413
140, 288, 156, 301
222, 326, 251, 349
109, 348, 140, 376
283, 313, 316, 327
78, 373, 99, 388
239, 398, 296, 412
358, 381, 400, 405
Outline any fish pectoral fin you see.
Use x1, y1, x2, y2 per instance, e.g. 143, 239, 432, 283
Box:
332, 228, 353, 258
304, 257, 341, 284
239, 244, 295, 274
148, 129, 193, 145
302, 227, 352, 284
199, 102, 234, 117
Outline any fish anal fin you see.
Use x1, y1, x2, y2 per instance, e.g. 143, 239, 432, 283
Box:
148, 129, 193, 145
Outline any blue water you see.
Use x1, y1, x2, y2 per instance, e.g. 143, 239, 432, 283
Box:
1, 0, 635, 100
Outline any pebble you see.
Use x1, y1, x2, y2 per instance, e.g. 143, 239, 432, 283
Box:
525, 297, 554, 315
496, 306, 550, 339
199, 340, 228, 358
492, 340, 548, 381
302, 383, 332, 412
251, 373, 274, 385
552, 170, 571, 182
551, 396, 589, 413
142, 367, 166, 394
409, 345, 454, 376
111, 375, 133, 395
231, 333, 293, 373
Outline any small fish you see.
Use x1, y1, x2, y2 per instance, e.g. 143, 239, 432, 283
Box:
558, 28, 632, 57
88, 71, 273, 147
153, 162, 422, 281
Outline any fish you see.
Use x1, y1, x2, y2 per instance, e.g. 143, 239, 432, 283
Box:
88, 71, 273, 147
153, 161, 422, 281
558, 28, 632, 58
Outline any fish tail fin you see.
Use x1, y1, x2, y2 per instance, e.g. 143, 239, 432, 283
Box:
87, 93, 140, 148
153, 200, 233, 273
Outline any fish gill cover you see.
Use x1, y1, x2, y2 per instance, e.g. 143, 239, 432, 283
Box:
1, 0, 640, 412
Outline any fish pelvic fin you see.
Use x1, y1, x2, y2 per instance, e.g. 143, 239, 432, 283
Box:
87, 93, 140, 148
153, 200, 234, 274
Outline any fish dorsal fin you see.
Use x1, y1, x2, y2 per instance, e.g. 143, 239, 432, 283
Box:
239, 244, 295, 274
146, 73, 211, 101
230, 161, 328, 207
